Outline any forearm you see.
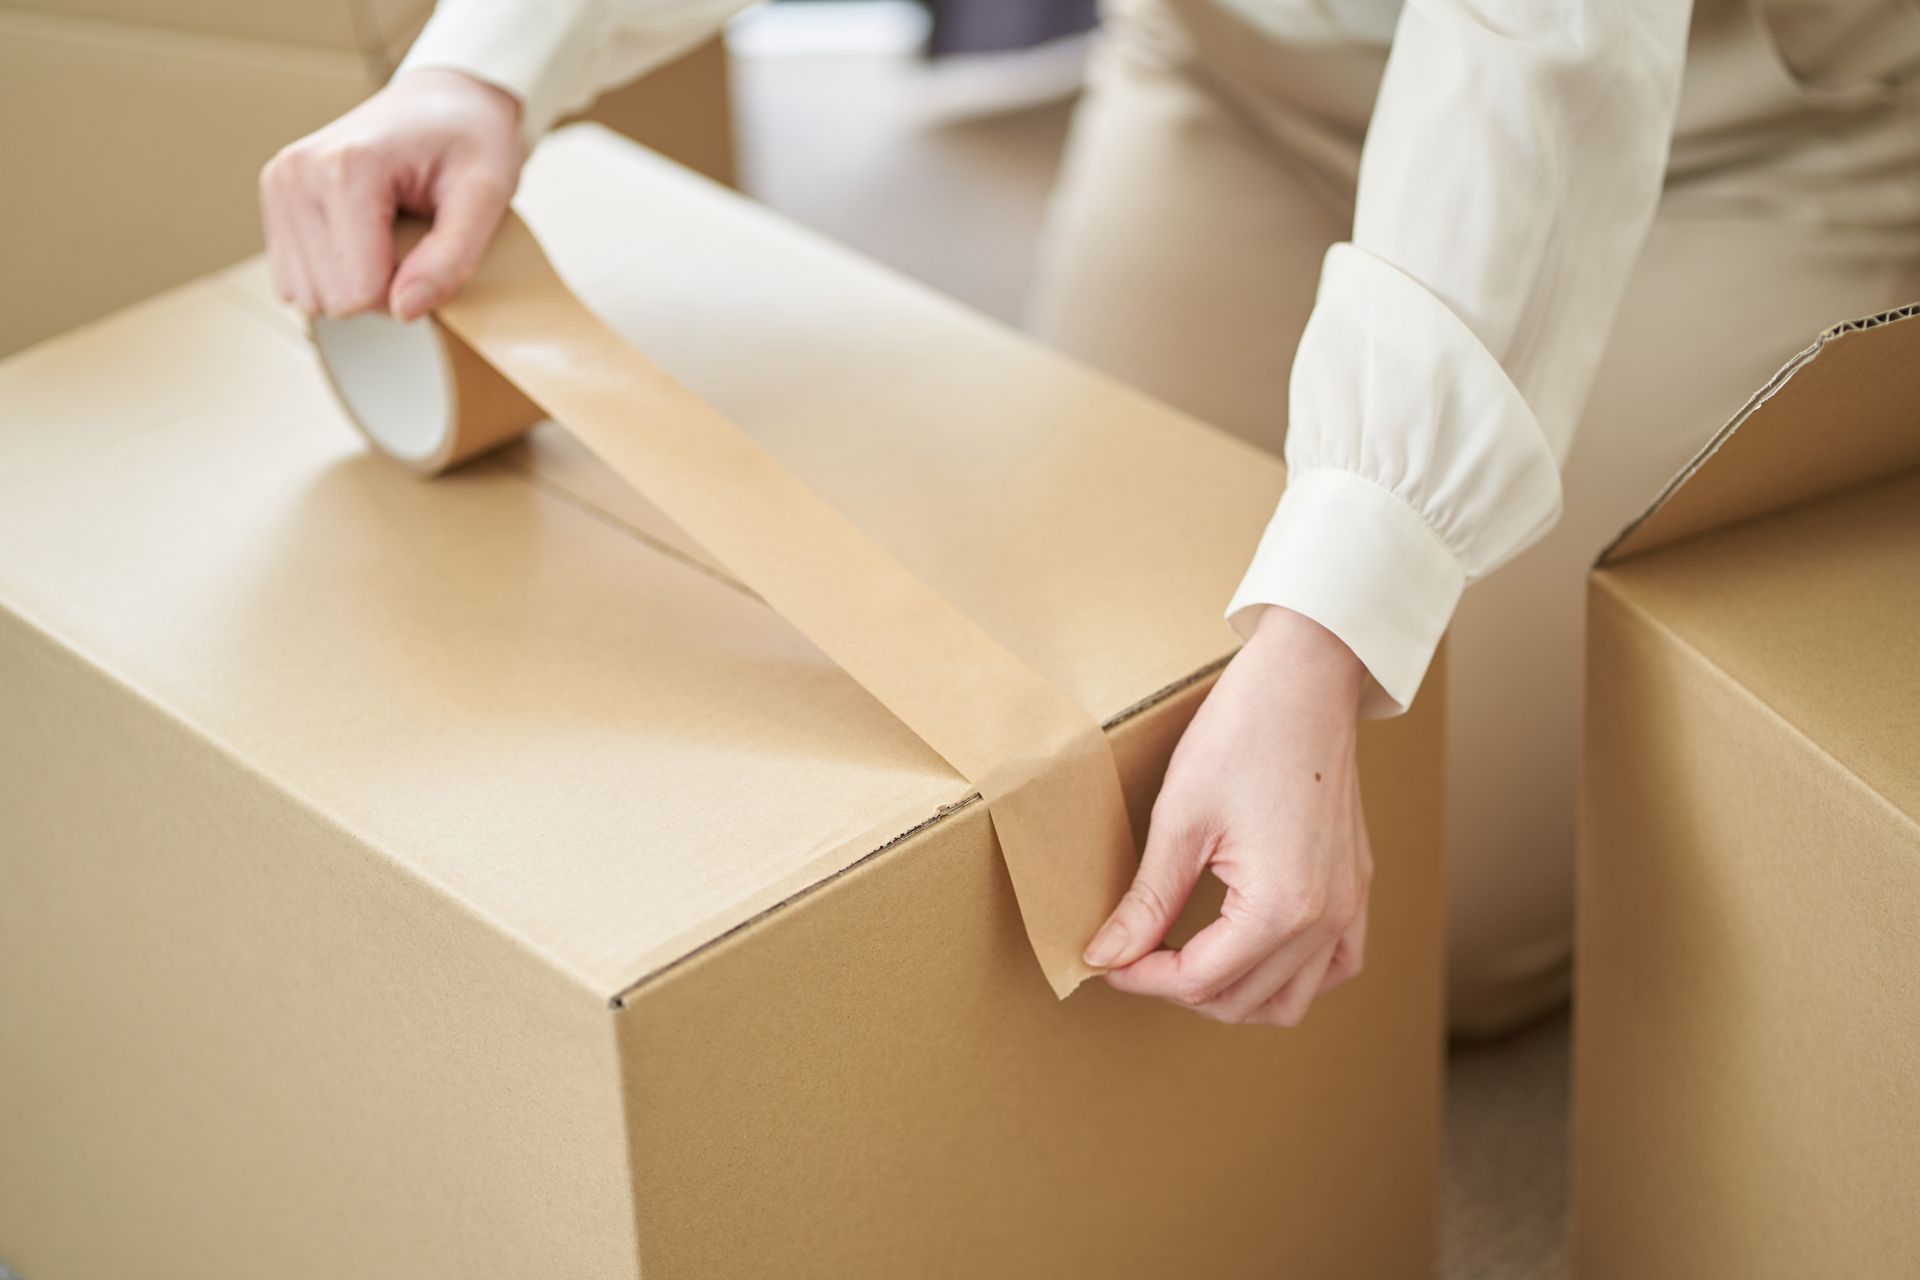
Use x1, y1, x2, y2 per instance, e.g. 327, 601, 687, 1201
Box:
1230, 0, 1693, 716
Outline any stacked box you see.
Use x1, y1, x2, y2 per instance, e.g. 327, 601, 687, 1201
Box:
1574, 305, 1920, 1278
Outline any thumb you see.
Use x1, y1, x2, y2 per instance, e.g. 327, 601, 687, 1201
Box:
1083, 804, 1205, 970
389, 166, 513, 322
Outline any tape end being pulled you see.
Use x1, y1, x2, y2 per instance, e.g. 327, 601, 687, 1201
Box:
1049, 960, 1102, 1001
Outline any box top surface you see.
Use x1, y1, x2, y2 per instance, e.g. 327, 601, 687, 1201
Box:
1597, 305, 1920, 824
0, 127, 1283, 999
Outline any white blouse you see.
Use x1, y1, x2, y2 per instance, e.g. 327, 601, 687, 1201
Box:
400, 0, 1694, 717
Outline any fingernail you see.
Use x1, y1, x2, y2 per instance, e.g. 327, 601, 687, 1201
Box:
392, 282, 431, 322
1083, 919, 1128, 969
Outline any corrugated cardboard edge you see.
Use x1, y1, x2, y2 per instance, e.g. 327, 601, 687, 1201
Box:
1598, 300, 1920, 568
607, 657, 1232, 1009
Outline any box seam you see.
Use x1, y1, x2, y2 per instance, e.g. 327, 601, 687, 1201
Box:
494, 452, 758, 599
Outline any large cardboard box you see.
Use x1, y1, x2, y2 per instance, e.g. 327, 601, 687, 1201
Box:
0, 127, 1445, 1279
1573, 304, 1920, 1278
0, 2, 733, 357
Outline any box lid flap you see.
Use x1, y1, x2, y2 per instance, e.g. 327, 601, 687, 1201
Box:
0, 127, 1282, 1000
1600, 303, 1920, 567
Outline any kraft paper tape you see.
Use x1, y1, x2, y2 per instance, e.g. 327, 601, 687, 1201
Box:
311, 214, 1136, 998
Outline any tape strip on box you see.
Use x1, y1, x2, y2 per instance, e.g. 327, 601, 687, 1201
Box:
312, 213, 1136, 997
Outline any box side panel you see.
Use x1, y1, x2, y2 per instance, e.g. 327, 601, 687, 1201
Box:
0, 617, 639, 1280
511, 126, 1290, 731
1573, 581, 1920, 1280
0, 12, 377, 357
614, 670, 1445, 1279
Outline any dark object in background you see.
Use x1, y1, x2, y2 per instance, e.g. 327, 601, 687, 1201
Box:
921, 0, 1098, 56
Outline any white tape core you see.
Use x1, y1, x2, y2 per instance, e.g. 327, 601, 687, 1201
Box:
312, 313, 453, 465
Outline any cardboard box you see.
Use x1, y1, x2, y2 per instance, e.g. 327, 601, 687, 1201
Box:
1573, 304, 1920, 1277
0, 3, 733, 357
0, 126, 1444, 1278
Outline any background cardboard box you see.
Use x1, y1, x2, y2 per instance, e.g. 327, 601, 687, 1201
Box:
1573, 304, 1920, 1278
0, 2, 733, 356
0, 127, 1446, 1279
5, 0, 426, 48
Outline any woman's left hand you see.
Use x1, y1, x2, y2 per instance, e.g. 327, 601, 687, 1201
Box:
1082, 605, 1374, 1027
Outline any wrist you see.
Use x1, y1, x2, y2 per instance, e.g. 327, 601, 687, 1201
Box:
394, 67, 525, 130
1242, 606, 1368, 714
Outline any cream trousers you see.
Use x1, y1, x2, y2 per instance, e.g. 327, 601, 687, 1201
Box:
1030, 0, 1920, 1036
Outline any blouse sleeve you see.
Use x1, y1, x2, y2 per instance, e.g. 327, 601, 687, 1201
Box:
1226, 0, 1693, 716
398, 0, 757, 144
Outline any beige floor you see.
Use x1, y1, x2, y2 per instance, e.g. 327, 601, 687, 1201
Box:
732, 27, 1572, 1279
1444, 1012, 1571, 1278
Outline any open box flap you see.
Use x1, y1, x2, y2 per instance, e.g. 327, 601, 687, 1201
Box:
1600, 302, 1920, 568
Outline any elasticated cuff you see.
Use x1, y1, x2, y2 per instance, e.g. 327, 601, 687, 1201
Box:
399, 0, 606, 145
1226, 466, 1465, 718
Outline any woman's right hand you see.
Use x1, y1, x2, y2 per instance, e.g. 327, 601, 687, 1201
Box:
259, 68, 525, 323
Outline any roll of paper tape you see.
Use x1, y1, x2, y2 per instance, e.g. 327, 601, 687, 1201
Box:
311, 214, 1136, 998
